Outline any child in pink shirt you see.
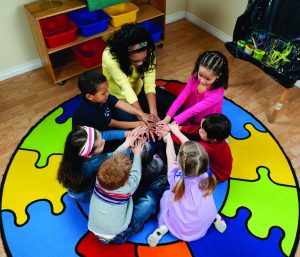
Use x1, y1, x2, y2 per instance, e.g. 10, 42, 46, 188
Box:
162, 51, 229, 125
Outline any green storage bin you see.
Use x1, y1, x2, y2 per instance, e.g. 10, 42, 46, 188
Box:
86, 0, 129, 12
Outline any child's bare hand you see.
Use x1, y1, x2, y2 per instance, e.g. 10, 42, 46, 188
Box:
124, 128, 143, 148
156, 119, 167, 127
150, 114, 161, 123
146, 122, 157, 142
131, 137, 146, 156
168, 123, 180, 134
133, 125, 148, 136
155, 123, 170, 140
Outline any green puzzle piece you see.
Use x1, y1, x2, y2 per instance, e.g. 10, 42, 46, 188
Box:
221, 167, 298, 256
20, 107, 71, 167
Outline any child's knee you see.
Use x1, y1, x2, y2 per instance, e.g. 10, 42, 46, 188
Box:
142, 194, 157, 210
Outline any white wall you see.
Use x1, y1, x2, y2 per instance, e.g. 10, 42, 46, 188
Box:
0, 1, 40, 74
186, 0, 247, 36
166, 0, 186, 15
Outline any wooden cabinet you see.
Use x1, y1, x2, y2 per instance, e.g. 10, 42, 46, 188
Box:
24, 0, 166, 84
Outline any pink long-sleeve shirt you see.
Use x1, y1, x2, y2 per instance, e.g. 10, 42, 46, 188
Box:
166, 76, 224, 125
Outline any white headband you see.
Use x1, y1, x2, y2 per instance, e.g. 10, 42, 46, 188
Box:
78, 126, 95, 158
128, 41, 148, 52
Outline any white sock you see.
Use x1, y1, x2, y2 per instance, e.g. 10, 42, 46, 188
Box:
147, 225, 168, 247
214, 214, 227, 233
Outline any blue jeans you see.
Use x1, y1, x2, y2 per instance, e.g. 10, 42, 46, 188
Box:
68, 153, 113, 203
68, 189, 92, 203
109, 175, 168, 244
82, 152, 113, 179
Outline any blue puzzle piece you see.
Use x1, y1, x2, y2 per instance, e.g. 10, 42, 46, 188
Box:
1, 195, 88, 257
189, 207, 285, 257
223, 98, 266, 139
213, 180, 228, 210
56, 95, 82, 124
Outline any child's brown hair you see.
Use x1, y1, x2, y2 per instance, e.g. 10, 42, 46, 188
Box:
98, 153, 131, 191
172, 141, 216, 201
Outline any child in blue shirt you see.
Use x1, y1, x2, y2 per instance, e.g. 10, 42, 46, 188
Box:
73, 70, 155, 131
57, 125, 148, 202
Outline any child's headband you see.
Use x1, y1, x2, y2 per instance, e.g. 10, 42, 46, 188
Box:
128, 41, 148, 52
79, 126, 95, 158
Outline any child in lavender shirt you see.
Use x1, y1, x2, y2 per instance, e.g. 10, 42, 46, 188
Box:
147, 135, 219, 246
161, 51, 229, 125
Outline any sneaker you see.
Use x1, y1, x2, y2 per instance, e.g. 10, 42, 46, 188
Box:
214, 214, 227, 233
148, 225, 168, 247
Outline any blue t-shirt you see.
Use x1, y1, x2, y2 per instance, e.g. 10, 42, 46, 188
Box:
72, 94, 118, 131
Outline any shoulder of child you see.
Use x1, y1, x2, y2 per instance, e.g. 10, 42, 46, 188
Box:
107, 94, 119, 105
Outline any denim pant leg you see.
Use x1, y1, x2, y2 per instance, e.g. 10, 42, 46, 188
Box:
109, 175, 168, 244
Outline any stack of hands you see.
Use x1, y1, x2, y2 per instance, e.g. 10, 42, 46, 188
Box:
124, 116, 181, 155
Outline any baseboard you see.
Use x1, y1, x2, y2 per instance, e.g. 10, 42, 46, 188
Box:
185, 11, 232, 43
0, 59, 42, 82
166, 11, 185, 24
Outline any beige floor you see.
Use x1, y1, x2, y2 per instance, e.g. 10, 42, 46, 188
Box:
0, 19, 299, 256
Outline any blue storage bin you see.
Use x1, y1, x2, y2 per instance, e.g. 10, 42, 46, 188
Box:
140, 21, 163, 44
68, 8, 110, 37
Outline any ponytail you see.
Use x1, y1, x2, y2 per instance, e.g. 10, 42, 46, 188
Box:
172, 177, 185, 201
199, 173, 216, 197
175, 141, 215, 200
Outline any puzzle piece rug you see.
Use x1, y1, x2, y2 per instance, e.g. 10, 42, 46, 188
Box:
1, 80, 299, 257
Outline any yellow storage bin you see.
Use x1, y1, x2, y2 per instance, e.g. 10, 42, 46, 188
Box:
103, 2, 139, 27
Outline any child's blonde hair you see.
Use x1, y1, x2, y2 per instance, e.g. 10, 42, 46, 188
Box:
173, 141, 216, 201
98, 153, 131, 190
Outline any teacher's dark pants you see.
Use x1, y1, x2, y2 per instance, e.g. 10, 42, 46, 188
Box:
112, 86, 177, 121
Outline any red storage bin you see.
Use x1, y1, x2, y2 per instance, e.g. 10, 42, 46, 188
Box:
72, 38, 106, 67
40, 15, 78, 48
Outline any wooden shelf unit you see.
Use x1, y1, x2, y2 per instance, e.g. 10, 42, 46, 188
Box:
24, 0, 166, 84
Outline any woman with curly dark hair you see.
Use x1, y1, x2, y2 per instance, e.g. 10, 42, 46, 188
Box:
102, 23, 176, 122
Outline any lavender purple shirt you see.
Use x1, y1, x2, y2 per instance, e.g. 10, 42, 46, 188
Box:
157, 162, 217, 241
166, 75, 224, 125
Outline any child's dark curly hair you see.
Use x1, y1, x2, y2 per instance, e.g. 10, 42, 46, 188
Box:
78, 70, 107, 96
107, 23, 156, 76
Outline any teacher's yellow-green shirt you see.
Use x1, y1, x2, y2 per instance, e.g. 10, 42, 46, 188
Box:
102, 47, 156, 104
